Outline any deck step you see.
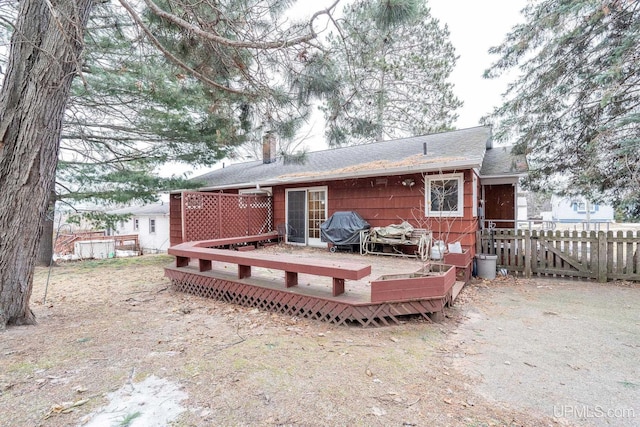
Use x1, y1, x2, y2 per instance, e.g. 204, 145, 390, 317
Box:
451, 280, 466, 302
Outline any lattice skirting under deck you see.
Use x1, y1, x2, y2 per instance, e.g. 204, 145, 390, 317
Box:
165, 269, 448, 327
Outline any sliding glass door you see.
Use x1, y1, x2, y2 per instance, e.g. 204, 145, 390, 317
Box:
285, 187, 327, 246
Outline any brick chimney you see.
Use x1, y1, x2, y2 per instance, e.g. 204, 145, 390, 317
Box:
262, 131, 277, 164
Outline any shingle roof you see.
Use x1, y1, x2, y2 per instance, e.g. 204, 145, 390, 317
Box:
190, 126, 523, 190
480, 145, 528, 176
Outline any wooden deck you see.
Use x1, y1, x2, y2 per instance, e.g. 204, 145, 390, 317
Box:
165, 243, 465, 326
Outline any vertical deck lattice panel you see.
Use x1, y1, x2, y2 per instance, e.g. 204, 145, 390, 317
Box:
182, 192, 272, 242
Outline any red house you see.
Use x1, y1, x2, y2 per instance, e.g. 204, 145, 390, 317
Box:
165, 126, 526, 325
170, 126, 526, 255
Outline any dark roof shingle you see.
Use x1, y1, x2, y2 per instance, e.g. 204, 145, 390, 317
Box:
190, 126, 524, 190
480, 145, 528, 176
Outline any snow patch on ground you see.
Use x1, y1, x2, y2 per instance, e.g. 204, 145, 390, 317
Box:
82, 375, 187, 426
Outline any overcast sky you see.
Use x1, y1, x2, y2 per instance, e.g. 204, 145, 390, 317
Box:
428, 0, 527, 128
170, 0, 530, 175
293, 0, 529, 147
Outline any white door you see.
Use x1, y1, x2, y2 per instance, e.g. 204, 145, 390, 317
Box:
306, 188, 327, 247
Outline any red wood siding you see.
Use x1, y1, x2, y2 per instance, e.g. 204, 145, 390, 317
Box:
169, 193, 183, 246
273, 186, 286, 230
172, 170, 510, 257
270, 171, 479, 253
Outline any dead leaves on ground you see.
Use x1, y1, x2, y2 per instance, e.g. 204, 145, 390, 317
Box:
44, 398, 89, 419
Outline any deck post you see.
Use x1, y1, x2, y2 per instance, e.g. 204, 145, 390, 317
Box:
238, 264, 251, 279
332, 278, 345, 296
285, 271, 298, 288
199, 259, 212, 272
524, 230, 532, 278
176, 256, 190, 267
597, 231, 607, 283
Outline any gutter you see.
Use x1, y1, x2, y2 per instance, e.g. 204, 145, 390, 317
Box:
180, 158, 482, 193
478, 172, 527, 179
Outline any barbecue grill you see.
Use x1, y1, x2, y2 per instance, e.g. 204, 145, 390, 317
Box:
320, 211, 370, 252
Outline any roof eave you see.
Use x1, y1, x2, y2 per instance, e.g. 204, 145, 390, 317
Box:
193, 159, 481, 191
478, 172, 527, 179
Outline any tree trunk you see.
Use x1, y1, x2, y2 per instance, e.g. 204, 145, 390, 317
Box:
0, 0, 94, 329
36, 192, 56, 267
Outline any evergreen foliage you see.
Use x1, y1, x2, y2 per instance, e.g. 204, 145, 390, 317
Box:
59, 1, 257, 209
320, 0, 461, 146
0, 0, 341, 326
484, 0, 640, 218
0, 1, 322, 212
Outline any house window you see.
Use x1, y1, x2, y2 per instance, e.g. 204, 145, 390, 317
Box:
149, 218, 156, 234
133, 218, 139, 231
425, 173, 464, 217
285, 186, 327, 246
575, 202, 596, 213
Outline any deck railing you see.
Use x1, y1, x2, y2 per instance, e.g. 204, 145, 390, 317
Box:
477, 229, 640, 282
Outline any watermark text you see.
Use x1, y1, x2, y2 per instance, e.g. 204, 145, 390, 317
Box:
554, 405, 636, 420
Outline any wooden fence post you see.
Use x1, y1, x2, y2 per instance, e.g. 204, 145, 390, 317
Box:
524, 229, 531, 278
598, 231, 607, 283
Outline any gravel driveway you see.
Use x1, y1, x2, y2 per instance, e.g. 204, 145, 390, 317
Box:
450, 278, 640, 426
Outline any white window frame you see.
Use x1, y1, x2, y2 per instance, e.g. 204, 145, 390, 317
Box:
133, 218, 139, 231
285, 186, 328, 247
576, 201, 596, 213
425, 172, 464, 218
149, 218, 156, 234
472, 172, 478, 218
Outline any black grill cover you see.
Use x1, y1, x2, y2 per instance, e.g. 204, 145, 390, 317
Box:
321, 211, 370, 245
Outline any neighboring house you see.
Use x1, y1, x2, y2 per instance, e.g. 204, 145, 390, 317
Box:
550, 195, 614, 223
170, 126, 527, 256
110, 203, 170, 253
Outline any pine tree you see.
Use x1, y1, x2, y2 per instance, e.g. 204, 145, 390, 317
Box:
484, 0, 640, 217
0, 0, 340, 328
57, 1, 246, 208
30, 1, 323, 262
38, 2, 245, 265
321, 0, 461, 146
0, 0, 94, 327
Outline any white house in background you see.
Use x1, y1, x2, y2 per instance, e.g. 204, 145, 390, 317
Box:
550, 195, 615, 223
110, 203, 170, 253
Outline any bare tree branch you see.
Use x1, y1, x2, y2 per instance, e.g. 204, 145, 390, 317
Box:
117, 0, 248, 95
142, 0, 339, 50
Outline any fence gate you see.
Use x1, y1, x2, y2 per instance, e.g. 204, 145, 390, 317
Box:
477, 229, 640, 282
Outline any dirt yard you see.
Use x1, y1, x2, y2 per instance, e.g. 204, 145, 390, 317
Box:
0, 254, 638, 426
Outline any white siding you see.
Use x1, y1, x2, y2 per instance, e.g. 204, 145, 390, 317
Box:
551, 196, 614, 223
115, 214, 170, 253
